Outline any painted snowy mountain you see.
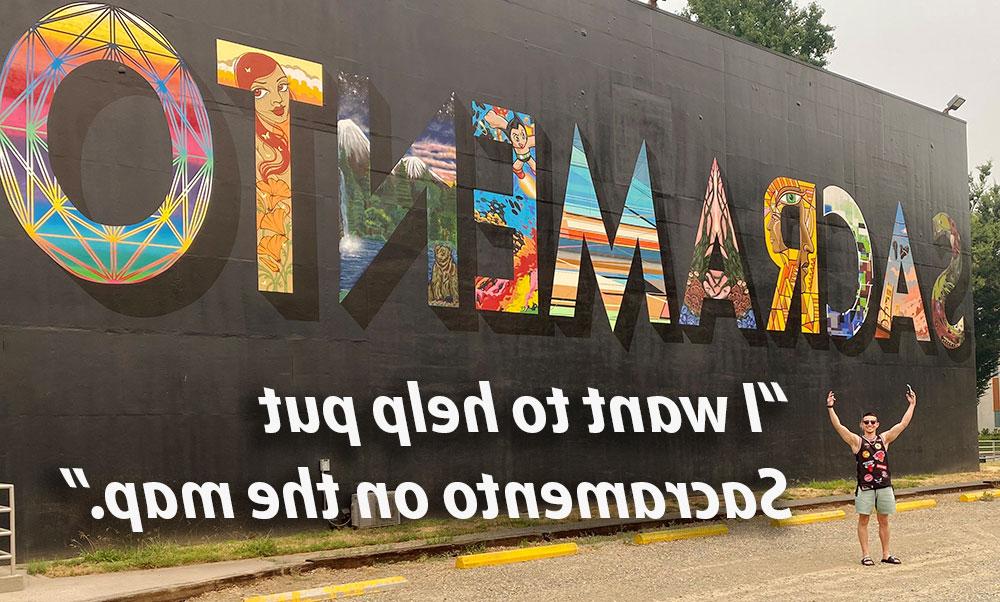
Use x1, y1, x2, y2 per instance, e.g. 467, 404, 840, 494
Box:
395, 155, 449, 186
338, 118, 450, 186
337, 118, 370, 165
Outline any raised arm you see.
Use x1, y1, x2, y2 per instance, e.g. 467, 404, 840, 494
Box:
484, 107, 510, 132
882, 387, 917, 445
826, 391, 861, 453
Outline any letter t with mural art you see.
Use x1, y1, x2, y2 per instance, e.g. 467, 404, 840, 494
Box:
217, 40, 324, 294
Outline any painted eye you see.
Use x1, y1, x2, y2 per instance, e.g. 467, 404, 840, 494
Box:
780, 192, 802, 205
278, 82, 289, 93
252, 87, 267, 100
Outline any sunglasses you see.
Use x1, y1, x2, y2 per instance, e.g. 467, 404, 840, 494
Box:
862, 419, 878, 425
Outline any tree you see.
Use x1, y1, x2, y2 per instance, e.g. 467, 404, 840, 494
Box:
682, 0, 835, 67
970, 161, 1000, 396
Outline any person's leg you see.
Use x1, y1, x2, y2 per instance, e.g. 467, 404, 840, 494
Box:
877, 512, 890, 559
855, 488, 875, 560
875, 487, 897, 562
857, 513, 871, 558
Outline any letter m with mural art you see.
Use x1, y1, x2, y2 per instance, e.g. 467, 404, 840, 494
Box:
549, 127, 669, 328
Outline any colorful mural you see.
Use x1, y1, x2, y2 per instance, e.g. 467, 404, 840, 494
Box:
764, 177, 819, 333
0, 5, 968, 351
549, 127, 670, 328
472, 102, 538, 313
217, 40, 323, 293
679, 159, 755, 328
0, 3, 213, 283
338, 74, 458, 307
931, 212, 965, 349
823, 186, 874, 338
876, 203, 930, 341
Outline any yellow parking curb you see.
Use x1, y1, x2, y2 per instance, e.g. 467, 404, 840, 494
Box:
770, 509, 846, 527
243, 576, 407, 601
959, 489, 998, 502
896, 499, 936, 512
455, 542, 578, 569
633, 523, 728, 545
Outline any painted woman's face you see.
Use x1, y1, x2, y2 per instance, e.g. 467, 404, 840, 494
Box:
251, 66, 289, 125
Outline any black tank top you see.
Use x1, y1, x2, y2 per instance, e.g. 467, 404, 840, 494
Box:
855, 435, 891, 490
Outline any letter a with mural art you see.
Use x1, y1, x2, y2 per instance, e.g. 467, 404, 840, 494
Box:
876, 203, 930, 341
679, 159, 755, 329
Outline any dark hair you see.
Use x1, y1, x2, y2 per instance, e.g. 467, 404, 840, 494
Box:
505, 115, 526, 140
861, 411, 878, 421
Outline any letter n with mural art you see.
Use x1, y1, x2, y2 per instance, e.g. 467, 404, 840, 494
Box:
337, 74, 459, 308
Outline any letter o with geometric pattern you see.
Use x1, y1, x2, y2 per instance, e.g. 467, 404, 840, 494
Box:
0, 3, 213, 283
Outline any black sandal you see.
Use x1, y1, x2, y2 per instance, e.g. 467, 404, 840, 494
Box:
881, 555, 902, 565
861, 556, 875, 566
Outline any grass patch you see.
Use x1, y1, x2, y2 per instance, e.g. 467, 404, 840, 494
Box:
782, 471, 966, 500
892, 474, 934, 489
232, 537, 279, 558
457, 542, 488, 555
796, 478, 855, 493
574, 533, 628, 547
27, 515, 568, 577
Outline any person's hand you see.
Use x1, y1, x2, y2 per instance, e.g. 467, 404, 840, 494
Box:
906, 387, 916, 405
827, 390, 836, 407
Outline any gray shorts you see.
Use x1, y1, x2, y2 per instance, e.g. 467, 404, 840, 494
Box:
855, 486, 896, 515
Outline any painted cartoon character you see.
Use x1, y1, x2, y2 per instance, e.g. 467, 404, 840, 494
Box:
484, 107, 535, 179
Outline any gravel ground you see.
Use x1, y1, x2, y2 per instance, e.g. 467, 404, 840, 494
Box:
194, 497, 1000, 601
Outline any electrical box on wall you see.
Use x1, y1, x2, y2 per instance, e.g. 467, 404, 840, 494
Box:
351, 492, 401, 529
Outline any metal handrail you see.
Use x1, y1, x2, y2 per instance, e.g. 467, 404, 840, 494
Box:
0, 484, 12, 576
979, 439, 1000, 461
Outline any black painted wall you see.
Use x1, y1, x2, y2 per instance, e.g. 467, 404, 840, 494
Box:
0, 0, 975, 557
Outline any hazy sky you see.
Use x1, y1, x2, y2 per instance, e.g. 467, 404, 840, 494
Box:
652, 0, 996, 174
